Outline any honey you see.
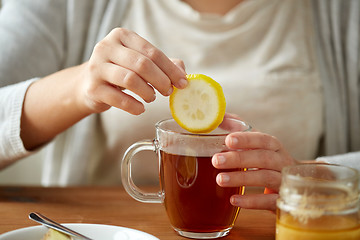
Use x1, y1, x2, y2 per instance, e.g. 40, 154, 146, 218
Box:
276, 164, 360, 240
276, 213, 360, 240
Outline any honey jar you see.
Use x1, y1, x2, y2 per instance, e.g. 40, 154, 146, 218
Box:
276, 164, 360, 240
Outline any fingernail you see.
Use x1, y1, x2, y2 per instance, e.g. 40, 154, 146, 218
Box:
230, 196, 241, 205
137, 105, 145, 115
167, 87, 173, 96
151, 93, 156, 101
229, 136, 238, 146
217, 173, 230, 184
215, 155, 226, 165
146, 93, 156, 103
177, 78, 188, 89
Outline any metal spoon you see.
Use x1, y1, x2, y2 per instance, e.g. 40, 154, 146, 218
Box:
29, 212, 94, 240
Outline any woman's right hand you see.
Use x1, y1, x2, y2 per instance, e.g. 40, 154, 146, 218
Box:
78, 28, 187, 115
20, 28, 187, 150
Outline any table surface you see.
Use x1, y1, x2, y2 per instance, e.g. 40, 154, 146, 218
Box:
0, 186, 275, 239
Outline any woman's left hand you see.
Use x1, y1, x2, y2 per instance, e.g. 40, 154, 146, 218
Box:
212, 130, 297, 212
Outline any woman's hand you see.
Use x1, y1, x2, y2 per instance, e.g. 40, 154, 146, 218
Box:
21, 28, 187, 150
212, 121, 297, 212
78, 28, 187, 115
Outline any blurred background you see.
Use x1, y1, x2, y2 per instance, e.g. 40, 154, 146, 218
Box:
0, 152, 44, 185
0, 0, 43, 185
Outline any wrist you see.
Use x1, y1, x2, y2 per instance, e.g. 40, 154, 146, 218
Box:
73, 62, 96, 116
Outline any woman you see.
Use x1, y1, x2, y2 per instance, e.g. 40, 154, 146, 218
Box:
0, 0, 359, 212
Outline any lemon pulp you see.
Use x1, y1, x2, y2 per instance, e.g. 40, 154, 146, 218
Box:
169, 74, 226, 133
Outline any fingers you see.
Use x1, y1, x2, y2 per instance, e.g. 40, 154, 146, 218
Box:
85, 83, 145, 115
105, 44, 174, 96
226, 132, 282, 152
218, 114, 252, 132
171, 58, 187, 74
210, 130, 297, 212
101, 63, 156, 103
212, 132, 290, 172
213, 149, 285, 171
230, 193, 278, 212
216, 169, 282, 191
82, 28, 189, 114
219, 113, 259, 132
109, 28, 188, 94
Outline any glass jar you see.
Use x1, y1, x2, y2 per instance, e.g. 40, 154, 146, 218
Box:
276, 163, 360, 240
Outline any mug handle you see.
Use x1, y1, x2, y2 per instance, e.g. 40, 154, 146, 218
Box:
121, 139, 162, 203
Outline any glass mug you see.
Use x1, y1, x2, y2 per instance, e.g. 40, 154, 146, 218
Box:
276, 163, 360, 240
121, 118, 252, 239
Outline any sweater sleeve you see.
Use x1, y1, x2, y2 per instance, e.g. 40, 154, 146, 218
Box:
0, 79, 37, 168
0, 0, 67, 166
316, 151, 360, 172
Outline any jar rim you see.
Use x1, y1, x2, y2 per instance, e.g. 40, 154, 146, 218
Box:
282, 163, 359, 184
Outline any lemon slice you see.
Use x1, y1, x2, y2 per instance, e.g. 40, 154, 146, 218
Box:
42, 229, 71, 240
169, 74, 226, 133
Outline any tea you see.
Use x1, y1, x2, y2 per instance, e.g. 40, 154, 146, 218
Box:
159, 150, 244, 233
122, 118, 252, 239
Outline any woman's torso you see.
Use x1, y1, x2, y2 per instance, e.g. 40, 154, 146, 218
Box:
98, 0, 323, 185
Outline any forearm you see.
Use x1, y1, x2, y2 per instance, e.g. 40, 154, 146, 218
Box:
20, 63, 91, 150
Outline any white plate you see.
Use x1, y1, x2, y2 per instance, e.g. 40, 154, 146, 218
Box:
0, 223, 160, 240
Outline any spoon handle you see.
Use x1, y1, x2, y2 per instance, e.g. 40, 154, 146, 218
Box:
29, 212, 94, 240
